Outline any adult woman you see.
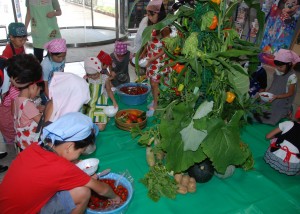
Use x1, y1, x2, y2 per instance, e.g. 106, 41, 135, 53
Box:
0, 112, 120, 213
25, 0, 62, 62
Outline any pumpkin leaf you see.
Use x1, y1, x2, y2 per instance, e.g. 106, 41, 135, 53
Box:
201, 110, 251, 174
180, 101, 213, 151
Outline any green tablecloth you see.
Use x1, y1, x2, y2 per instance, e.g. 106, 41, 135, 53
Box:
87, 101, 300, 214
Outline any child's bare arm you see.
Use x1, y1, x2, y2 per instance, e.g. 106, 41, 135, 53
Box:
32, 113, 42, 124
105, 80, 118, 108
266, 127, 281, 139
44, 81, 49, 99
44, 100, 53, 123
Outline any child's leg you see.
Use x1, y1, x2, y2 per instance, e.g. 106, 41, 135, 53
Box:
150, 79, 159, 110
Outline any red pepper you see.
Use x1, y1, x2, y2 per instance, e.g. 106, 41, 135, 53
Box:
209, 16, 218, 30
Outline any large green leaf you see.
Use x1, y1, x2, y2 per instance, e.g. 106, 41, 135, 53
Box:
227, 63, 250, 97
159, 102, 207, 172
201, 111, 251, 173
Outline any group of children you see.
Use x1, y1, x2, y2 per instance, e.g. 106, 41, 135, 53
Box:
0, 0, 300, 211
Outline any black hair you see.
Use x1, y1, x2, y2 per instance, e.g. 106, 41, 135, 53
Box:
147, 3, 167, 26
44, 132, 95, 150
293, 62, 300, 72
274, 60, 293, 72
6, 54, 42, 85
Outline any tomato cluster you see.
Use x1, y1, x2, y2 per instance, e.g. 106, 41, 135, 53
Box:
120, 86, 148, 95
117, 110, 146, 124
88, 179, 128, 210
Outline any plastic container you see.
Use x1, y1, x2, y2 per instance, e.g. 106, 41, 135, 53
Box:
76, 158, 99, 176
86, 172, 134, 214
259, 92, 274, 102
103, 106, 118, 117
116, 83, 150, 106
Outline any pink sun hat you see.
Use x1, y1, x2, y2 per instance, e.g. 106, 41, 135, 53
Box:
44, 38, 67, 53
274, 49, 300, 65
114, 41, 129, 55
146, 0, 163, 13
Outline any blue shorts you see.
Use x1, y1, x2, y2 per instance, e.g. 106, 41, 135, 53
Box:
40, 191, 76, 214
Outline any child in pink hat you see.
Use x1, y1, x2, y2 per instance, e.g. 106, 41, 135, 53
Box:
41, 38, 67, 100
257, 49, 299, 125
110, 41, 131, 87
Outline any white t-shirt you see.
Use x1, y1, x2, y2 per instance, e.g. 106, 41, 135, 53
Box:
286, 73, 297, 92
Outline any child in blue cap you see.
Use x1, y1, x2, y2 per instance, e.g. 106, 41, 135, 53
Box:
2, 22, 27, 59
0, 112, 121, 213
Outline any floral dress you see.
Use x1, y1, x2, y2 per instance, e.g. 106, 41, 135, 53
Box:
14, 99, 39, 150
146, 29, 170, 82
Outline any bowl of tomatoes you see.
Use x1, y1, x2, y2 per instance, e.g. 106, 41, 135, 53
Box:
115, 109, 147, 131
116, 83, 150, 106
86, 172, 133, 214
259, 92, 274, 102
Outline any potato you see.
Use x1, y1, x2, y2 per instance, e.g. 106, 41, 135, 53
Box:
189, 177, 196, 185
180, 175, 190, 187
187, 185, 196, 193
187, 181, 196, 190
177, 184, 188, 194
174, 173, 183, 184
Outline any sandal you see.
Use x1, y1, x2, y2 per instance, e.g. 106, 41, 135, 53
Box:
147, 101, 154, 109
146, 107, 155, 117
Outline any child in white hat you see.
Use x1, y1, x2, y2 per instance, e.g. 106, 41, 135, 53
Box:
83, 56, 118, 131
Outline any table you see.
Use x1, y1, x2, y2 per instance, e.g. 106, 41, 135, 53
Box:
86, 100, 300, 214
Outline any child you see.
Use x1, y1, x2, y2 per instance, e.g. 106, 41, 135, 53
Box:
140, 0, 171, 116
44, 72, 90, 123
0, 54, 42, 169
0, 112, 120, 213
264, 109, 300, 175
12, 57, 44, 151
0, 23, 28, 146
41, 38, 67, 99
2, 22, 27, 58
83, 54, 118, 131
249, 63, 267, 98
110, 41, 131, 87
258, 49, 300, 125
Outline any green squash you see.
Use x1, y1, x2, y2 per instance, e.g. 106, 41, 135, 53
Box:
187, 159, 214, 183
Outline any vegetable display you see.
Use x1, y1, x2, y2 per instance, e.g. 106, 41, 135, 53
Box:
131, 0, 265, 201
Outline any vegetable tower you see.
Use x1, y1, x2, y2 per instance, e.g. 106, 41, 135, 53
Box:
133, 0, 265, 196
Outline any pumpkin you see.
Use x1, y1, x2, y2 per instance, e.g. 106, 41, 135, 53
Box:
187, 159, 214, 183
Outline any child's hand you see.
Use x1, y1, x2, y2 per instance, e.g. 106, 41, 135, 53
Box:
47, 11, 56, 18
113, 102, 118, 109
269, 95, 277, 102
